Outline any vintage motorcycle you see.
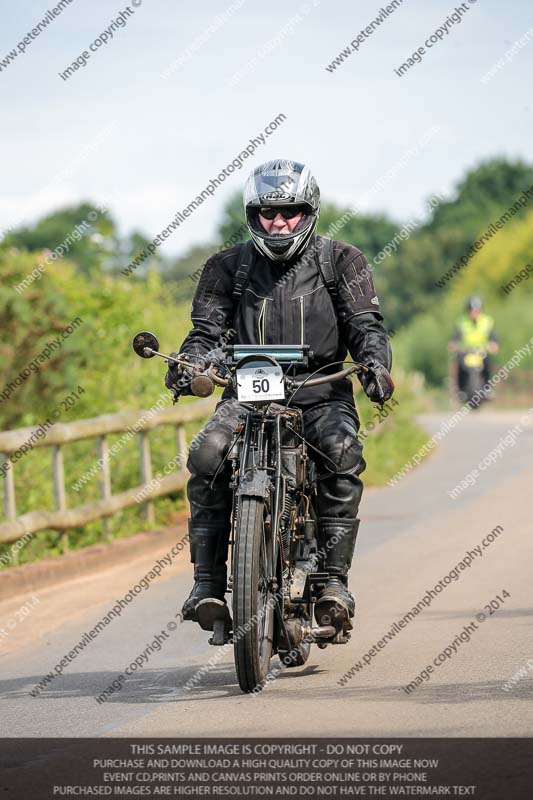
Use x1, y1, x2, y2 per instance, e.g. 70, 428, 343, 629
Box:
133, 332, 367, 693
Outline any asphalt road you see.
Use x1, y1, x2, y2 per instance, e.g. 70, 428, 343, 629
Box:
1, 408, 532, 737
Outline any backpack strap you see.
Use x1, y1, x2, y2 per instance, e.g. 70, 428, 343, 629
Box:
315, 235, 338, 300
232, 239, 255, 303
232, 236, 338, 313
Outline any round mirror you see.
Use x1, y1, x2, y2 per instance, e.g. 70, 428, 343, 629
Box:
132, 331, 159, 358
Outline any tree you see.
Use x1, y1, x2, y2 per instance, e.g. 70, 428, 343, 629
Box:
217, 192, 247, 245
377, 227, 466, 329
2, 203, 117, 275
164, 242, 217, 301
427, 158, 533, 252
2, 204, 162, 277
0, 249, 83, 428
395, 208, 533, 385
373, 158, 533, 329
317, 203, 397, 264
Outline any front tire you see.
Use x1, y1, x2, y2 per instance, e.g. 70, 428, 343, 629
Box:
466, 369, 484, 409
233, 496, 275, 693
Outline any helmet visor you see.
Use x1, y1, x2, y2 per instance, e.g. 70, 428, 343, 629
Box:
250, 171, 298, 204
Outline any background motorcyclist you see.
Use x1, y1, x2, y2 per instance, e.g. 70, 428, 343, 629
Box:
165, 159, 394, 633
448, 296, 499, 399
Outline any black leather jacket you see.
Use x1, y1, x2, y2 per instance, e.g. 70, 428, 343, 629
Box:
178, 235, 392, 407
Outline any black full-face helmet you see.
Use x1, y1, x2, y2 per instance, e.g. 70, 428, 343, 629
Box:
243, 159, 320, 262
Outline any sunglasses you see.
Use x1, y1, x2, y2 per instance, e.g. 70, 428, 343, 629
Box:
258, 206, 305, 220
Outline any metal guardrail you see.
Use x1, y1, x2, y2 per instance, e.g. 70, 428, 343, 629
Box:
0, 397, 217, 545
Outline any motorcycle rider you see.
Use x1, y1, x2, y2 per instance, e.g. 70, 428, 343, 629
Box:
165, 160, 394, 634
448, 296, 498, 399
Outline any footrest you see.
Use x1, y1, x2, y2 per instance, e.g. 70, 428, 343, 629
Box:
209, 618, 232, 646
315, 598, 353, 642
196, 598, 232, 643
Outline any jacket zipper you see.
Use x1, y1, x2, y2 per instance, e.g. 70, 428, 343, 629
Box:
299, 296, 304, 345
258, 298, 267, 345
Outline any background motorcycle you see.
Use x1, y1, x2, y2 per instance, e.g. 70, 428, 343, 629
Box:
456, 348, 488, 409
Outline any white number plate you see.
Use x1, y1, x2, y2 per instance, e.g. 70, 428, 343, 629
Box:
236, 365, 285, 402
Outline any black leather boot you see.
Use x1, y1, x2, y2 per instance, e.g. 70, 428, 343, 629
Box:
314, 518, 359, 631
182, 520, 230, 622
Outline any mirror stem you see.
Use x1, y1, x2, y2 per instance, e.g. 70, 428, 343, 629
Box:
144, 348, 190, 366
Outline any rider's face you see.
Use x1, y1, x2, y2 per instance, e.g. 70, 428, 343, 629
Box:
469, 308, 480, 321
258, 210, 303, 235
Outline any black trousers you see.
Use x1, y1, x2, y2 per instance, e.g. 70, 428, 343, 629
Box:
187, 399, 366, 526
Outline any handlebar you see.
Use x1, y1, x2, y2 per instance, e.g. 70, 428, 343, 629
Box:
132, 332, 368, 399
199, 359, 368, 397
204, 360, 366, 391
295, 363, 366, 387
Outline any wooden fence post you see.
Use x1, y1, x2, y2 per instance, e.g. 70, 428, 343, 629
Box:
97, 436, 111, 540
2, 455, 16, 522
52, 445, 68, 552
176, 424, 188, 468
139, 431, 154, 526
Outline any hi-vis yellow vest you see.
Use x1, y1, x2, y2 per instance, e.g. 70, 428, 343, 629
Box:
458, 313, 493, 349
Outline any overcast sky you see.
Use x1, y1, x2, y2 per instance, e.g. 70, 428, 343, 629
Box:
2, 0, 532, 256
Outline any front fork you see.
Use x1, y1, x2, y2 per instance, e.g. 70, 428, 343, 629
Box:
227, 410, 274, 594
226, 410, 334, 650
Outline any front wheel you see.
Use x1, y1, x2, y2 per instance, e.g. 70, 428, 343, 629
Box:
465, 369, 484, 409
233, 496, 276, 693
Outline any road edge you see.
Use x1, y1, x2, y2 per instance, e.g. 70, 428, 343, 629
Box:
0, 513, 189, 603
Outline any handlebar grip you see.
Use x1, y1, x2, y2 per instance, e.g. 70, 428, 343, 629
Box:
190, 374, 215, 397
188, 366, 232, 396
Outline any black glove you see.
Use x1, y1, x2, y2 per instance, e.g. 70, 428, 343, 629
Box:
164, 353, 193, 400
359, 359, 395, 404
204, 347, 225, 367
